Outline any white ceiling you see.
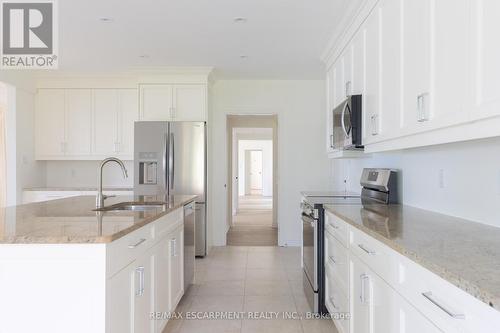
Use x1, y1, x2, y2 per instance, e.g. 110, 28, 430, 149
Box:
58, 0, 360, 79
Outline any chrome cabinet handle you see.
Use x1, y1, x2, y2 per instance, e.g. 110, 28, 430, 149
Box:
417, 93, 430, 122
358, 244, 376, 255
422, 292, 465, 319
329, 134, 334, 148
328, 256, 337, 265
163, 133, 168, 190
360, 274, 370, 304
371, 114, 379, 135
170, 133, 175, 190
135, 266, 145, 297
128, 238, 146, 249
329, 223, 339, 230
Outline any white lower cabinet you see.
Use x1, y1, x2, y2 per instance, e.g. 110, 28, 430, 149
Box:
325, 211, 500, 333
106, 208, 185, 333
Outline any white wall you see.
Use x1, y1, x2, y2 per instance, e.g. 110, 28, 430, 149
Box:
209, 80, 332, 247
332, 136, 500, 228
45, 161, 133, 188
0, 72, 46, 205
238, 140, 273, 196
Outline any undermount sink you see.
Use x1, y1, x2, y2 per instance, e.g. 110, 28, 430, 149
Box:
94, 202, 166, 212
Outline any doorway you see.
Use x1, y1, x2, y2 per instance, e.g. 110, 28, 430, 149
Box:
226, 115, 278, 246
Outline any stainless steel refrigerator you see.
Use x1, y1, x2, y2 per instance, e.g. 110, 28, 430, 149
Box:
134, 121, 207, 257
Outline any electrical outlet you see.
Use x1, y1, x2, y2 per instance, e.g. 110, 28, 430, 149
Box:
438, 169, 445, 189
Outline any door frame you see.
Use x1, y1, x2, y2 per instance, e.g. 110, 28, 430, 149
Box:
226, 115, 278, 229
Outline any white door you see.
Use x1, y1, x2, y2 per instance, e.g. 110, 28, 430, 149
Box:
470, 0, 500, 121
249, 150, 263, 191
140, 85, 173, 121
172, 85, 206, 121
118, 89, 139, 157
168, 225, 184, 311
93, 89, 118, 156
35, 89, 65, 157
134, 249, 153, 333
65, 89, 92, 156
107, 262, 134, 333
363, 10, 381, 143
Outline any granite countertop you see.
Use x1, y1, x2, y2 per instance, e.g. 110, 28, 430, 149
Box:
0, 195, 197, 244
24, 187, 133, 191
324, 203, 500, 310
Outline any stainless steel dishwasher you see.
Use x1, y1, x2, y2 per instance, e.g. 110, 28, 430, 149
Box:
184, 201, 195, 288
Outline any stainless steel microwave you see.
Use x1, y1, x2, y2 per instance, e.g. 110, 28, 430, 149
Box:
331, 95, 363, 150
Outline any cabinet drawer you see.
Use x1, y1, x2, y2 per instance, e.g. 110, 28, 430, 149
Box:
397, 255, 500, 333
325, 274, 349, 333
350, 227, 397, 285
325, 231, 349, 292
106, 224, 154, 277
325, 211, 350, 248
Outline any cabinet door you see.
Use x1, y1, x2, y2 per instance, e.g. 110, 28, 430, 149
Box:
107, 263, 134, 333
172, 85, 206, 121
65, 89, 92, 156
93, 89, 118, 156
134, 250, 153, 333
333, 62, 344, 108
35, 89, 65, 158
379, 0, 401, 141
140, 85, 173, 121
153, 239, 171, 333
351, 255, 371, 333
118, 89, 139, 156
398, 294, 443, 333
351, 31, 365, 96
470, 0, 500, 120
168, 225, 184, 311
371, 266, 399, 333
363, 10, 381, 144
430, 0, 469, 128
400, 0, 431, 134
342, 46, 353, 98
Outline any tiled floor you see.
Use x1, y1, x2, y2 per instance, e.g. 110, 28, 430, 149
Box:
163, 246, 338, 333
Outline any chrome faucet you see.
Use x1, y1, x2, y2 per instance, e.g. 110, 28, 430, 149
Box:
96, 157, 129, 209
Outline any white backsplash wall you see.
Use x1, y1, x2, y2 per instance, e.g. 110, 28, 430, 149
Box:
332, 136, 500, 228
45, 161, 134, 188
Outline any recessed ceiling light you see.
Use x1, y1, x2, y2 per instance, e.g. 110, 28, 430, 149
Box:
239, 55, 248, 59
233, 17, 247, 23
99, 17, 114, 23
138, 55, 150, 59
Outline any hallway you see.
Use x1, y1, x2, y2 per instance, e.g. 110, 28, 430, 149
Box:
228, 195, 277, 246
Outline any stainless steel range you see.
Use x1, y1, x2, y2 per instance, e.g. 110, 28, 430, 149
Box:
301, 191, 360, 314
301, 168, 398, 314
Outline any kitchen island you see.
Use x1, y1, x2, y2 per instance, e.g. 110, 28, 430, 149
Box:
0, 194, 196, 333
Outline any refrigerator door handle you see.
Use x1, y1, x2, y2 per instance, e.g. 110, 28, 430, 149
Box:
163, 133, 168, 192
169, 133, 175, 190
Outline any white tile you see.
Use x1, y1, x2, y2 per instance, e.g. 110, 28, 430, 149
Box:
189, 295, 244, 312
204, 267, 246, 281
179, 319, 241, 333
245, 279, 292, 296
241, 319, 302, 333
245, 268, 287, 281
301, 318, 338, 333
197, 280, 245, 296
244, 295, 297, 313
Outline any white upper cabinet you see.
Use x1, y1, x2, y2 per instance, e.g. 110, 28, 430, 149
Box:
172, 85, 207, 121
470, 0, 500, 121
363, 10, 381, 144
93, 89, 138, 158
342, 46, 353, 99
118, 89, 139, 156
36, 88, 138, 160
35, 89, 65, 158
326, 66, 336, 153
400, 0, 432, 134
140, 84, 174, 121
351, 32, 365, 96
140, 84, 207, 122
65, 89, 93, 156
93, 90, 119, 156
378, 0, 402, 141
333, 63, 344, 108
